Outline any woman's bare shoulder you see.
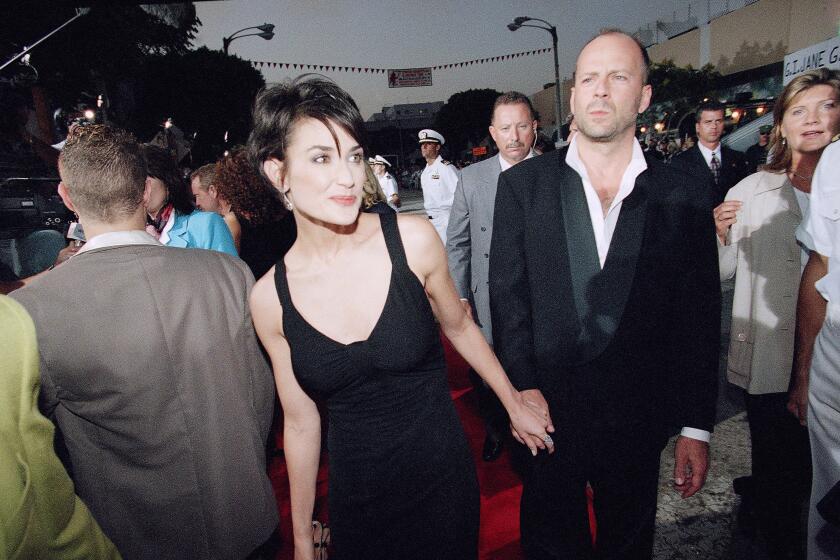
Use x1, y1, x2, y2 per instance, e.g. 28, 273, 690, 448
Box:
250, 265, 283, 328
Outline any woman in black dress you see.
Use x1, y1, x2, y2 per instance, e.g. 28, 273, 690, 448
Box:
247, 78, 553, 560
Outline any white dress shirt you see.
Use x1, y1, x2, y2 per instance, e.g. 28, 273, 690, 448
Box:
77, 230, 162, 254
565, 136, 711, 443
565, 135, 647, 267
498, 150, 535, 172
698, 142, 722, 169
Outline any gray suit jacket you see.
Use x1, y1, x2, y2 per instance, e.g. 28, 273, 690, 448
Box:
12, 244, 278, 560
446, 154, 502, 343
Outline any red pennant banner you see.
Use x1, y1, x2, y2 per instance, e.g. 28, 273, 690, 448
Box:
244, 47, 550, 76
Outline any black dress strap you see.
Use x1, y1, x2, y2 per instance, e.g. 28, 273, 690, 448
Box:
378, 212, 409, 271
273, 258, 295, 316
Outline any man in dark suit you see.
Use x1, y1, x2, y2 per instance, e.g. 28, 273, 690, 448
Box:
489, 30, 720, 559
670, 100, 750, 202
11, 125, 279, 560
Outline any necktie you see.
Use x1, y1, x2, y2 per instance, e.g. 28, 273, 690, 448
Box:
710, 152, 721, 184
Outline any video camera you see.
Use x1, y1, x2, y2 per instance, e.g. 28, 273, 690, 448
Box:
0, 176, 72, 240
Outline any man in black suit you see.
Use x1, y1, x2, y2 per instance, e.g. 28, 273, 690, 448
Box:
670, 100, 750, 202
489, 29, 720, 559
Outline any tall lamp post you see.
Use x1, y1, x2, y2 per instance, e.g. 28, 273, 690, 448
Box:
223, 23, 275, 55
507, 16, 563, 143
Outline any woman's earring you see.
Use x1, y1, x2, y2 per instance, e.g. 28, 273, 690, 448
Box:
782, 137, 787, 146
281, 192, 294, 211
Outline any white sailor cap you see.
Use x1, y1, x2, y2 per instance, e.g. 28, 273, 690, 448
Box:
367, 157, 377, 165
418, 129, 444, 145
372, 155, 391, 167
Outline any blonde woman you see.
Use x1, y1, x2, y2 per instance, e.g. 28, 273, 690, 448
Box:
715, 68, 840, 558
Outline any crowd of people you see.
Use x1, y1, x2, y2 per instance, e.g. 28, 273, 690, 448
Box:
3, 26, 840, 560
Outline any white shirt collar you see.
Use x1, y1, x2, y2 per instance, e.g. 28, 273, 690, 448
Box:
77, 230, 162, 254
697, 142, 722, 167
498, 150, 535, 172
564, 135, 648, 267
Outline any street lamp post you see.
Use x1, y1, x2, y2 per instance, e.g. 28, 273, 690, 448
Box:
222, 23, 275, 55
508, 16, 564, 143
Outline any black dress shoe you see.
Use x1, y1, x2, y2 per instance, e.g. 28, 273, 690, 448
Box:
482, 434, 503, 462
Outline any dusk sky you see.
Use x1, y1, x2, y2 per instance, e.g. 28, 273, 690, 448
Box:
192, 0, 747, 120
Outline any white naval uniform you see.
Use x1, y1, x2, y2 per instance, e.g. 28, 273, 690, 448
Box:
377, 173, 399, 212
801, 139, 840, 560
421, 155, 460, 243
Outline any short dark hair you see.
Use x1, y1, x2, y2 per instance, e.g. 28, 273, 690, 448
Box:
247, 76, 368, 182
491, 91, 536, 123
190, 163, 217, 191
140, 144, 194, 215
581, 28, 651, 84
694, 100, 726, 122
59, 125, 146, 222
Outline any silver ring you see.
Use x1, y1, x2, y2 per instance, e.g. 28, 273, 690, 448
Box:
542, 434, 554, 445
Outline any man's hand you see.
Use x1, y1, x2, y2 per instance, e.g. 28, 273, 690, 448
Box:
510, 389, 556, 454
54, 240, 82, 266
520, 389, 552, 423
673, 436, 709, 498
787, 376, 808, 426
459, 298, 474, 321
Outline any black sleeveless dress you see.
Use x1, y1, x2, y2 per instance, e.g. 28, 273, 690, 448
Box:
274, 212, 479, 559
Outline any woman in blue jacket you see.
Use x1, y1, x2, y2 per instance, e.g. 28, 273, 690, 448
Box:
141, 145, 237, 256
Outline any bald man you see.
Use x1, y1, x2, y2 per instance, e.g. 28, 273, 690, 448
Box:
489, 29, 719, 558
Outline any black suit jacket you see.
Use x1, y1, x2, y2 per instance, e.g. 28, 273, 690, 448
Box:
670, 144, 750, 203
489, 149, 720, 446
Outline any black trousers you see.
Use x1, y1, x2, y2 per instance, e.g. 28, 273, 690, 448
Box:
744, 391, 811, 557
519, 431, 663, 560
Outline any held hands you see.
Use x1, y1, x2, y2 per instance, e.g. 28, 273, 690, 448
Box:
673, 436, 709, 498
509, 389, 555, 456
713, 200, 742, 244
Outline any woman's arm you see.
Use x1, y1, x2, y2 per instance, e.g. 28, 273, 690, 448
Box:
224, 212, 242, 253
250, 273, 321, 559
398, 216, 553, 455
789, 251, 828, 425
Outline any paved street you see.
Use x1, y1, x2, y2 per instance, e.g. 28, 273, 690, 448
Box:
396, 188, 426, 216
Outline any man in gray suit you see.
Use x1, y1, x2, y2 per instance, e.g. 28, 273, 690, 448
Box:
446, 91, 539, 461
12, 125, 279, 560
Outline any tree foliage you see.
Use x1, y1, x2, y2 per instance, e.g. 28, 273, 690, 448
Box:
0, 3, 199, 110
135, 48, 265, 164
433, 88, 502, 156
647, 60, 721, 105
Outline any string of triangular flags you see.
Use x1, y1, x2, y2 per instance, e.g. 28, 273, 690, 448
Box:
248, 47, 552, 73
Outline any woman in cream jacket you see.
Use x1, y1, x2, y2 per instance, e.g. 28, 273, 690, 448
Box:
715, 68, 840, 559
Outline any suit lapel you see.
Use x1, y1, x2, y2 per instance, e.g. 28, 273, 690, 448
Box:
557, 159, 649, 364
579, 171, 649, 362
691, 146, 713, 181
482, 156, 502, 204
165, 214, 190, 248
555, 162, 601, 360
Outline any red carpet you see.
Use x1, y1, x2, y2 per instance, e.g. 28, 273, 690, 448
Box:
267, 333, 594, 558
